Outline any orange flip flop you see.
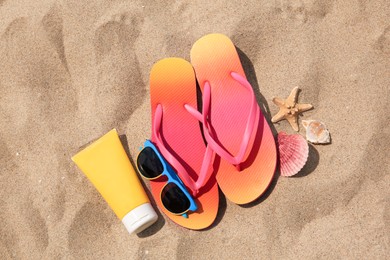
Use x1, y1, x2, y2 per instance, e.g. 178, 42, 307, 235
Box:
190, 34, 277, 204
147, 58, 219, 229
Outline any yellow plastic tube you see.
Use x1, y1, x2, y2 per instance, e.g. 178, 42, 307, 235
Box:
72, 129, 157, 234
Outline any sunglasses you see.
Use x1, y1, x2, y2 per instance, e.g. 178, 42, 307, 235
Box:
136, 140, 197, 218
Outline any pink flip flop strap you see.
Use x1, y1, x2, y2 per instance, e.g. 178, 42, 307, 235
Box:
152, 104, 214, 196
185, 72, 259, 170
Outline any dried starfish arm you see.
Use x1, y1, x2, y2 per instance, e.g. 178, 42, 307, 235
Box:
271, 110, 286, 123
296, 103, 313, 112
286, 115, 299, 131
272, 97, 285, 107
288, 87, 299, 103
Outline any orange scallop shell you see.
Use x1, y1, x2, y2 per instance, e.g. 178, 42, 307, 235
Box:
277, 132, 309, 177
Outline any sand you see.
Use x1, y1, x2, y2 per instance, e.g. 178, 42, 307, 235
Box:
0, 0, 389, 259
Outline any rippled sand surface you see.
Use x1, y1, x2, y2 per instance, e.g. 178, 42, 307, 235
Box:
0, 0, 389, 258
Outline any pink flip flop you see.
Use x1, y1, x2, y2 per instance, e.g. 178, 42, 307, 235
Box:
190, 33, 277, 204
147, 57, 219, 229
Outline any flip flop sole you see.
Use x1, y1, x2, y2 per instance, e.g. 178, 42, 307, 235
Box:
149, 58, 219, 229
191, 34, 277, 204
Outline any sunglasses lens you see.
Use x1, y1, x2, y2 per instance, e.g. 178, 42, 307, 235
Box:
137, 147, 164, 179
161, 183, 191, 214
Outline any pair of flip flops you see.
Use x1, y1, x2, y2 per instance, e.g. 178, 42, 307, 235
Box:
146, 34, 277, 230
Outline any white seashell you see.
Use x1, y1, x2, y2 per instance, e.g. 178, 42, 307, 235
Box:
302, 120, 330, 144
277, 132, 309, 177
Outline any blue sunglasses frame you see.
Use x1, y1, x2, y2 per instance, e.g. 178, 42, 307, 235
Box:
137, 140, 198, 218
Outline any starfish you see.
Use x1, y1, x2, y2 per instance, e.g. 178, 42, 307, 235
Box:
271, 87, 313, 131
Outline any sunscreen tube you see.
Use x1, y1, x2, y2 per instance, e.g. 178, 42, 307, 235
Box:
72, 129, 157, 234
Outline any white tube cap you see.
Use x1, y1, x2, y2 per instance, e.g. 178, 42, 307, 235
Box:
122, 203, 158, 234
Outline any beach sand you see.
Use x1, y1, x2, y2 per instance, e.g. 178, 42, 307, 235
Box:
0, 0, 389, 259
